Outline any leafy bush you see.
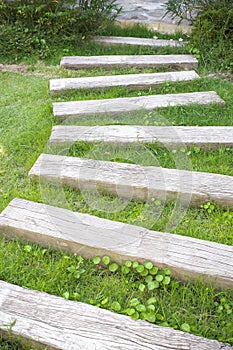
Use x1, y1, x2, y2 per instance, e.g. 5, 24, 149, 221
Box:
165, 0, 232, 25
193, 5, 233, 42
0, 0, 121, 59
165, 0, 233, 71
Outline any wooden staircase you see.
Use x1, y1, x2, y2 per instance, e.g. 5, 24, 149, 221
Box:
0, 36, 232, 349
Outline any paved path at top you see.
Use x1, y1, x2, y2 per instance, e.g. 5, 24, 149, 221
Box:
116, 0, 190, 32
116, 0, 172, 24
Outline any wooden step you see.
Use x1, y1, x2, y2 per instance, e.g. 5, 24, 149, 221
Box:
53, 91, 225, 120
93, 35, 185, 47
50, 70, 199, 93
1, 198, 233, 289
1, 280, 232, 350
60, 54, 198, 70
49, 125, 233, 149
28, 154, 233, 208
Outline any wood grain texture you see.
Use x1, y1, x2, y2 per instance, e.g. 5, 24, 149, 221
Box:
50, 71, 199, 93
93, 35, 185, 47
53, 91, 225, 119
49, 125, 233, 149
28, 154, 233, 208
60, 54, 198, 70
1, 280, 232, 350
1, 198, 233, 290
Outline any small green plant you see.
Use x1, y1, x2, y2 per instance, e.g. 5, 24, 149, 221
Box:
0, 321, 43, 349
102, 255, 111, 265
201, 201, 216, 215
66, 255, 86, 279
91, 256, 173, 324
188, 46, 200, 60
180, 323, 191, 332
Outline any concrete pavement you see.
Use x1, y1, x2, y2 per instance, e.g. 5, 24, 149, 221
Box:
115, 0, 191, 33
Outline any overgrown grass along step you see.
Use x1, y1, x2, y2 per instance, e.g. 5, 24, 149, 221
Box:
60, 54, 198, 70
50, 70, 199, 93
49, 125, 233, 149
1, 198, 233, 289
53, 91, 224, 120
29, 154, 233, 208
1, 280, 232, 350
93, 35, 185, 47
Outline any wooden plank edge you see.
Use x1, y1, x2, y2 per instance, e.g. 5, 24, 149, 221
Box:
52, 91, 225, 119
93, 35, 185, 47
0, 198, 233, 289
0, 280, 232, 350
60, 55, 199, 70
48, 125, 233, 150
49, 71, 199, 93
28, 153, 233, 209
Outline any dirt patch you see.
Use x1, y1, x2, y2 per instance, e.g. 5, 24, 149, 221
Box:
206, 72, 233, 83
0, 63, 29, 74
0, 63, 55, 79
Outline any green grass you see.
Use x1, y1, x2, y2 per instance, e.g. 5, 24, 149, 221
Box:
0, 335, 35, 350
0, 238, 233, 346
65, 141, 233, 176
0, 23, 233, 348
98, 22, 188, 40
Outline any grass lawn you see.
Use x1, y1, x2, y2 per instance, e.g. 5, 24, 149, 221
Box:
0, 25, 233, 348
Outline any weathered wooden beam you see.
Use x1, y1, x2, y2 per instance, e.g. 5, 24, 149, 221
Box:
60, 54, 198, 70
0, 279, 232, 349
49, 125, 233, 149
50, 70, 199, 93
93, 35, 185, 47
28, 154, 233, 208
1, 198, 233, 290
53, 91, 225, 120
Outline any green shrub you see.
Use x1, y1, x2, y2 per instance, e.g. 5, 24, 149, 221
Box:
0, 0, 121, 59
0, 24, 50, 60
193, 6, 233, 42
165, 0, 233, 71
0, 0, 120, 32
165, 0, 232, 25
